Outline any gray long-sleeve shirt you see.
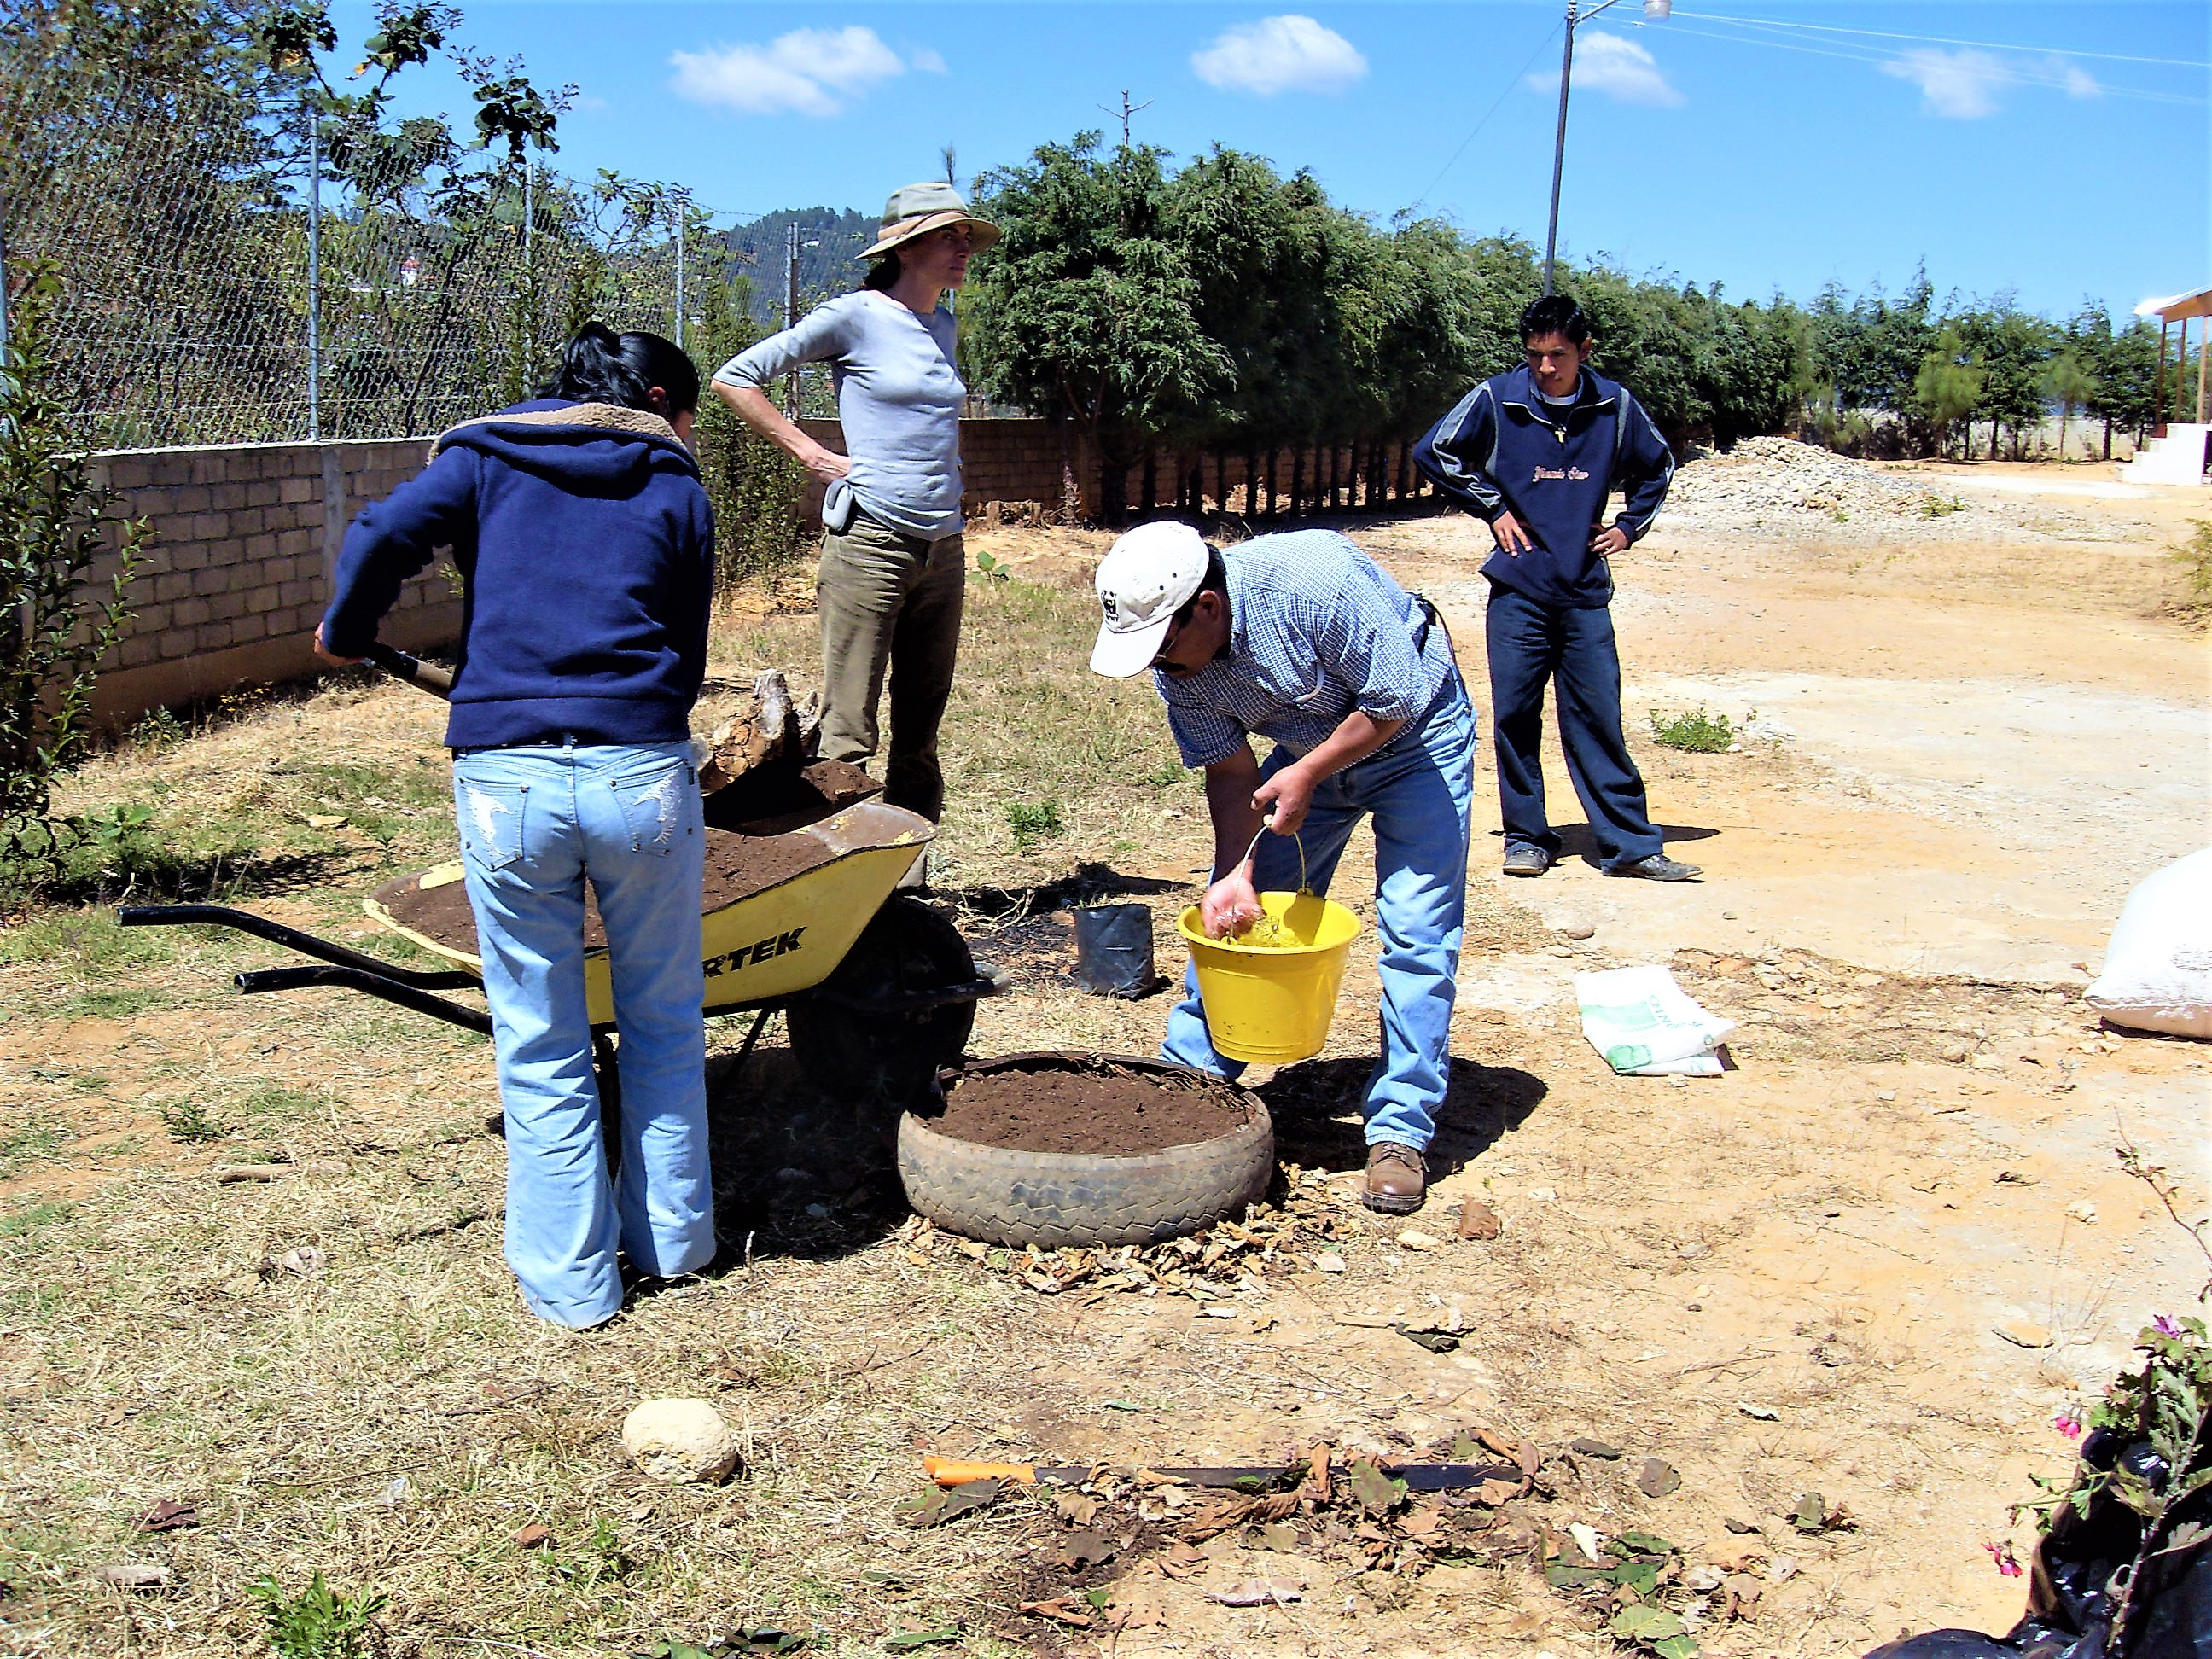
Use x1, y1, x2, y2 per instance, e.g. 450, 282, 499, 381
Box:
714, 290, 966, 540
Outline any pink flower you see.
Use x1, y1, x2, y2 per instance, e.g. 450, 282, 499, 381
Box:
1984, 1541, 2023, 1577
2152, 1314, 2184, 1339
2053, 1406, 2083, 1440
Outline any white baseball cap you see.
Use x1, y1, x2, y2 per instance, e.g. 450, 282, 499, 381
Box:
1089, 521, 1212, 678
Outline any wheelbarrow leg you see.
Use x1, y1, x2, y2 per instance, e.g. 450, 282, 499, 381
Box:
591, 1031, 622, 1179
733, 1008, 773, 1074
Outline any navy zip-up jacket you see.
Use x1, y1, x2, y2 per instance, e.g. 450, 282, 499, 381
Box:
1412, 364, 1674, 608
320, 399, 715, 750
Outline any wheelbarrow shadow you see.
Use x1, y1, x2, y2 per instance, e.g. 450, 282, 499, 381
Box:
697, 1033, 919, 1266
1255, 1055, 1546, 1185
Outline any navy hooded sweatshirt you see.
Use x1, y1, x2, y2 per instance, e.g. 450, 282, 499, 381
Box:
320, 399, 715, 750
1412, 364, 1674, 608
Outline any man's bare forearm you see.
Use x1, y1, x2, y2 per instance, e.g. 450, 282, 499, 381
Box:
1202, 748, 1266, 876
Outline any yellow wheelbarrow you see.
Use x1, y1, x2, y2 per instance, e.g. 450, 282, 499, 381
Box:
119, 650, 995, 1111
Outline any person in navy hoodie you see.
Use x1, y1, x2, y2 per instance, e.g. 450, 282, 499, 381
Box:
1414, 295, 1701, 882
315, 324, 717, 1329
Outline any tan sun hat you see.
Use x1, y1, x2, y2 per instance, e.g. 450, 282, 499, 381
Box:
858, 181, 1001, 260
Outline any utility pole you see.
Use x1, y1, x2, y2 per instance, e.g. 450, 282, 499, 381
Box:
1097, 90, 1152, 149
306, 103, 323, 440
1543, 0, 1669, 298
672, 191, 687, 351
784, 222, 800, 416
523, 160, 536, 374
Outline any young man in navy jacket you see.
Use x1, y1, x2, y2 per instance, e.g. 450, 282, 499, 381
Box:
1413, 295, 1700, 882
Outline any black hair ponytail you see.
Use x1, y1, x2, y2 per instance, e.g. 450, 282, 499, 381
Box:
540, 323, 701, 416
861, 251, 902, 292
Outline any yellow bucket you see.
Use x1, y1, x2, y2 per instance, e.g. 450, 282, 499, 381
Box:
1177, 891, 1361, 1064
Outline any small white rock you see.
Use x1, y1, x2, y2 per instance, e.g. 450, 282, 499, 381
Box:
1394, 1229, 1441, 1251
1313, 1253, 1348, 1273
621, 1398, 739, 1485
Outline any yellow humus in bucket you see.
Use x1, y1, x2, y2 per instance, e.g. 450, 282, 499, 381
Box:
1177, 891, 1361, 1064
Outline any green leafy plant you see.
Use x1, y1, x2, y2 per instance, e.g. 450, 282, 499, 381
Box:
1142, 758, 1190, 788
0, 267, 148, 862
1546, 1530, 1698, 1656
2168, 520, 2212, 626
1004, 800, 1065, 853
248, 1570, 387, 1659
1649, 707, 1735, 754
971, 548, 1011, 584
158, 1099, 227, 1144
1921, 492, 1967, 518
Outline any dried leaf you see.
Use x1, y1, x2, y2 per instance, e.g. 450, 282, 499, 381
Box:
1018, 1598, 1093, 1627
894, 1477, 1004, 1528
1052, 1491, 1098, 1528
513, 1521, 552, 1548
1057, 1528, 1116, 1569
1569, 1438, 1623, 1460
1637, 1458, 1681, 1498
1395, 1325, 1461, 1353
1208, 1577, 1302, 1607
1343, 1458, 1406, 1515
91, 1563, 169, 1590
135, 1499, 197, 1533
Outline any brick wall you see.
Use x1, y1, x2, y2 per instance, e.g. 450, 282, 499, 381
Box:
88, 439, 463, 727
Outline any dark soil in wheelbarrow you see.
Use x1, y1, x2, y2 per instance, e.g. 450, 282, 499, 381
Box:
931, 1061, 1247, 1156
375, 828, 841, 952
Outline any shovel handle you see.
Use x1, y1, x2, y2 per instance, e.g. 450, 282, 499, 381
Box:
923, 1457, 1035, 1487
364, 643, 453, 698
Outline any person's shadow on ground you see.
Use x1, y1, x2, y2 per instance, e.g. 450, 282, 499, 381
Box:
1521, 822, 1720, 870
1256, 1054, 1546, 1183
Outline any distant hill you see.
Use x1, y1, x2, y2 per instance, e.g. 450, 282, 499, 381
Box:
713, 207, 876, 328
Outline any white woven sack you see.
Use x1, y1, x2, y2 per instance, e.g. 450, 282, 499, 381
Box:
2085, 848, 2212, 1039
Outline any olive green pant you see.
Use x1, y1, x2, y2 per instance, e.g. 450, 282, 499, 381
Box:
817, 513, 966, 822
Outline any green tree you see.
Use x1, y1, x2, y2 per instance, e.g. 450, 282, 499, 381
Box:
1913, 328, 1984, 459
2040, 349, 2095, 462
967, 134, 1228, 522
2080, 307, 2163, 456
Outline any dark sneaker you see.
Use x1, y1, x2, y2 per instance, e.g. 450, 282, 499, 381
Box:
1365, 1143, 1428, 1214
1607, 853, 1703, 882
1502, 844, 1552, 878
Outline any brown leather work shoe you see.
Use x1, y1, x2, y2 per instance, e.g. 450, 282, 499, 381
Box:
1365, 1142, 1427, 1214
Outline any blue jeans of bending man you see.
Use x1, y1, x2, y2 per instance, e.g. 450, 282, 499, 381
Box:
453, 740, 715, 1329
1485, 585, 1663, 871
1162, 678, 1477, 1152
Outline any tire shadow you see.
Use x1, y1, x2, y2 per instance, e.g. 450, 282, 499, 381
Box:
1255, 1054, 1546, 1183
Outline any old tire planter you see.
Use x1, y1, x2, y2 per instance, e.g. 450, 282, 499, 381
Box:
897, 1052, 1273, 1249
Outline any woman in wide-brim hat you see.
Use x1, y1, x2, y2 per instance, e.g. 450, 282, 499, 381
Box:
713, 182, 1000, 828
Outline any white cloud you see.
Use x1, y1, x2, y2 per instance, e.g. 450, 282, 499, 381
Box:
1191, 15, 1368, 96
670, 26, 936, 117
2052, 55, 2102, 99
1881, 48, 2104, 119
1881, 48, 2006, 119
1525, 32, 1682, 108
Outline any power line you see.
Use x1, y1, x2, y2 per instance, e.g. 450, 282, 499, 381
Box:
1673, 9, 2212, 71
1408, 20, 1564, 212
1661, 20, 2208, 108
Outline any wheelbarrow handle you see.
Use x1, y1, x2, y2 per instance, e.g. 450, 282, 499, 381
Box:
363, 643, 452, 698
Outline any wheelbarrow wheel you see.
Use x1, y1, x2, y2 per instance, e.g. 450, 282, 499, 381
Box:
785, 896, 976, 1108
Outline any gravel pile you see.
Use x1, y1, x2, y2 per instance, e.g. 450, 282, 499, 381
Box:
1663, 438, 2122, 542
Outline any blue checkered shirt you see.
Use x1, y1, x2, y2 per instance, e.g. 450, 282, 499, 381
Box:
1155, 530, 1456, 769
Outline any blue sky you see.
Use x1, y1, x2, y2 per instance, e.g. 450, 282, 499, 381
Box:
336, 1, 2209, 317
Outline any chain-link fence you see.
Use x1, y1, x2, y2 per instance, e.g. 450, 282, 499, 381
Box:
0, 55, 767, 451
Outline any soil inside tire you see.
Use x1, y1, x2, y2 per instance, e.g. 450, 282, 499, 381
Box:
930, 1063, 1249, 1156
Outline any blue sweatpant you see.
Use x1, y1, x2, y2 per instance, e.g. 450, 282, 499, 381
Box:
1162, 678, 1477, 1152
1484, 585, 1662, 870
453, 740, 715, 1329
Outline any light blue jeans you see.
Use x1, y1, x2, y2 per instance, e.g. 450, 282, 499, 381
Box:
452, 740, 714, 1329
1163, 679, 1477, 1152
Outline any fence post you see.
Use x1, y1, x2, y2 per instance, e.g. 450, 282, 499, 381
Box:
523, 161, 536, 372
306, 105, 322, 441
0, 183, 11, 372
673, 194, 686, 350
